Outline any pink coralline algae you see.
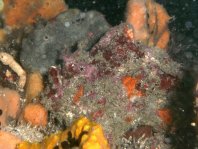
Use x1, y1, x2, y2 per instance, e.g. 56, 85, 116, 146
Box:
90, 24, 144, 68
63, 55, 98, 81
43, 23, 181, 148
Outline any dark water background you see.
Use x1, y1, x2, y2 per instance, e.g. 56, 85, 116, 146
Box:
66, 1, 198, 148
67, 0, 198, 69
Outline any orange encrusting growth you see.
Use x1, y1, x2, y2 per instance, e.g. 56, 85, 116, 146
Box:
3, 0, 68, 28
73, 85, 84, 103
126, 0, 171, 49
23, 103, 48, 126
122, 76, 142, 99
38, 0, 67, 20
157, 108, 172, 125
3, 0, 42, 27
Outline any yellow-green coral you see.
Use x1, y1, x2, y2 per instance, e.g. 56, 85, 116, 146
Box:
17, 117, 110, 149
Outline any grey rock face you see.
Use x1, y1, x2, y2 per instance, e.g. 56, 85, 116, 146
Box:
20, 9, 110, 73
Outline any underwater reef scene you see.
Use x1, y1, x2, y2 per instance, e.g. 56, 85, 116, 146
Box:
0, 0, 197, 148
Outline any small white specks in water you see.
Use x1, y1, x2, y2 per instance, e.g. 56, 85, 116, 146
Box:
185, 52, 193, 59
64, 21, 70, 27
171, 15, 176, 21
191, 122, 196, 127
193, 28, 198, 38
185, 21, 193, 30
177, 33, 185, 41
193, 65, 198, 72
92, 1, 96, 4
185, 3, 189, 7
179, 108, 185, 112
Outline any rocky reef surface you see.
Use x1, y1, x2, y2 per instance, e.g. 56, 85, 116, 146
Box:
41, 23, 181, 148
0, 0, 197, 148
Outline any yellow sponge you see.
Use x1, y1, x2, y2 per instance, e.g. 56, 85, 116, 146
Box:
17, 117, 110, 149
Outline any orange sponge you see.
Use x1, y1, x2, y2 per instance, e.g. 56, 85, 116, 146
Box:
156, 29, 170, 49
0, 88, 20, 126
0, 130, 21, 149
155, 3, 171, 36
3, 0, 68, 28
38, 0, 67, 20
154, 3, 171, 49
23, 103, 48, 126
25, 71, 44, 103
126, 0, 171, 49
126, 0, 149, 44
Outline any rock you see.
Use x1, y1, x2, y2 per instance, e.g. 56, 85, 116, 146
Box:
42, 23, 181, 147
124, 125, 153, 140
